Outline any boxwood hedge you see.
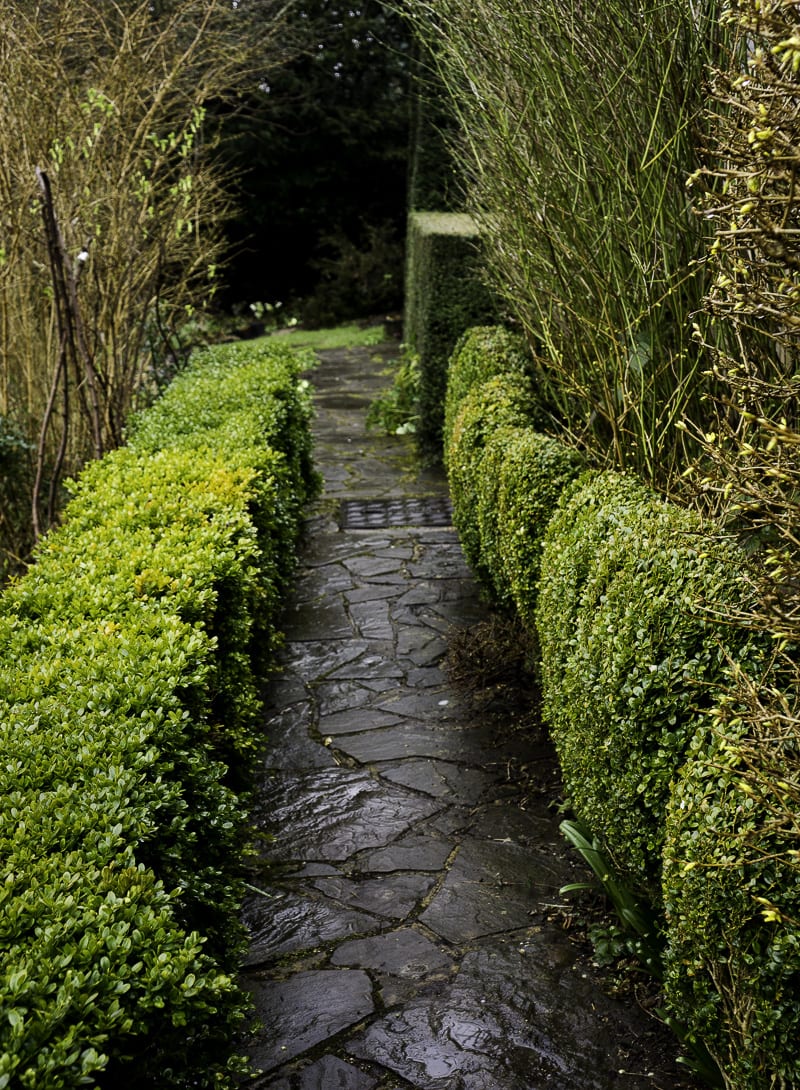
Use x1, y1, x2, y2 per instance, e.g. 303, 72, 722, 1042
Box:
536, 471, 764, 902
440, 325, 795, 1088
445, 374, 540, 591
443, 325, 534, 455
663, 712, 800, 1090
485, 428, 584, 620
0, 340, 318, 1088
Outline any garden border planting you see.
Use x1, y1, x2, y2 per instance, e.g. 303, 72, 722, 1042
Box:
0, 340, 318, 1089
442, 324, 795, 1090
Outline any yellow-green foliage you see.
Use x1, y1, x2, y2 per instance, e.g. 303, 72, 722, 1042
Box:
488, 428, 584, 621
663, 713, 800, 1090
442, 326, 581, 614
536, 471, 764, 902
0, 340, 318, 1088
445, 374, 539, 589
443, 325, 534, 452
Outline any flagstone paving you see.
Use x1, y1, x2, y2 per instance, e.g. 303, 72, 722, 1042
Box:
240, 340, 698, 1090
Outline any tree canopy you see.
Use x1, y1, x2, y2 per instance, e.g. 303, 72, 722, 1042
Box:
219, 1, 413, 321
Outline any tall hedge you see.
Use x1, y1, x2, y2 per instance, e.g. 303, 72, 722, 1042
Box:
404, 212, 497, 457
0, 340, 318, 1088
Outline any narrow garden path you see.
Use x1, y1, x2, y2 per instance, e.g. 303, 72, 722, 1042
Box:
240, 341, 696, 1090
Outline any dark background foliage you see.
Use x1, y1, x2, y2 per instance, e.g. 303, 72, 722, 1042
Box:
218, 1, 413, 324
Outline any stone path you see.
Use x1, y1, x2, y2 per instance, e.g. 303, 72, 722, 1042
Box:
240, 342, 697, 1090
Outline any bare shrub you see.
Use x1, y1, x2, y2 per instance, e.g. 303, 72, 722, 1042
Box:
683, 0, 800, 891
399, 0, 730, 491
0, 0, 287, 569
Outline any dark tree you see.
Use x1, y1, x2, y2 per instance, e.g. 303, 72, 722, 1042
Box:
219, 1, 413, 324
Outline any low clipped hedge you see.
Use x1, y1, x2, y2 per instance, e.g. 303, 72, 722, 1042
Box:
442, 325, 577, 614
441, 327, 796, 1089
0, 340, 318, 1088
445, 374, 540, 591
487, 429, 584, 620
663, 712, 800, 1090
443, 325, 533, 452
535, 471, 764, 903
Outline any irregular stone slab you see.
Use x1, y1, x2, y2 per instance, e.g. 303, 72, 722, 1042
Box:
260, 705, 336, 773
428, 807, 474, 838
312, 872, 436, 919
287, 862, 340, 878
242, 891, 380, 966
329, 644, 404, 680
404, 607, 455, 635
427, 598, 487, 627
313, 678, 397, 714
395, 627, 447, 661
379, 759, 492, 804
347, 599, 395, 640
281, 639, 373, 679
397, 635, 448, 667
404, 666, 447, 688
345, 583, 406, 605
304, 535, 395, 565
348, 936, 668, 1090
256, 768, 440, 863
334, 724, 502, 766
262, 701, 312, 734
356, 834, 452, 873
245, 970, 374, 1073
374, 692, 461, 720
293, 564, 356, 596
332, 724, 459, 764
331, 928, 453, 978
452, 943, 681, 1089
342, 555, 406, 578
320, 708, 405, 736
266, 1056, 378, 1090
283, 598, 353, 641
419, 837, 567, 943
406, 553, 472, 581
263, 673, 309, 706
438, 579, 483, 603
393, 583, 442, 608
415, 528, 461, 545
348, 1003, 511, 1090
370, 543, 417, 560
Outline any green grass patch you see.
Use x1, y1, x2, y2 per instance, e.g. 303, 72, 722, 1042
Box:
262, 322, 387, 351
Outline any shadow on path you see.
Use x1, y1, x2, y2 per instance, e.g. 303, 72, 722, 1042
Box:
240, 343, 698, 1090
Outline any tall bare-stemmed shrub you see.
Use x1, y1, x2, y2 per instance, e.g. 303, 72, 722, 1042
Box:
0, 0, 286, 573
400, 0, 729, 491
657, 5, 800, 1083
682, 0, 800, 879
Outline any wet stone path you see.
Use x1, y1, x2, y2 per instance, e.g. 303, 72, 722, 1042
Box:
240, 343, 694, 1090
